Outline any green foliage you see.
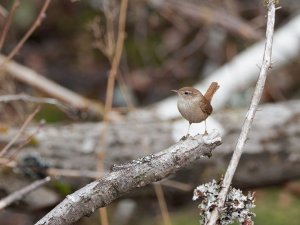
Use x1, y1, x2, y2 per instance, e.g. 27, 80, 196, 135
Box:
51, 180, 72, 196
35, 105, 67, 123
254, 187, 300, 225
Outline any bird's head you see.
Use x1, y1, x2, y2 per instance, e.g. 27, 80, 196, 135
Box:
172, 87, 202, 100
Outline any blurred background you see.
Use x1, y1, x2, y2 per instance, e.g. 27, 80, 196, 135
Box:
0, 0, 300, 225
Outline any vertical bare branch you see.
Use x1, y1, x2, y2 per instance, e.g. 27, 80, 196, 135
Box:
0, 0, 20, 51
154, 183, 172, 225
96, 0, 129, 183
206, 2, 276, 225
103, 0, 128, 120
97, 0, 129, 224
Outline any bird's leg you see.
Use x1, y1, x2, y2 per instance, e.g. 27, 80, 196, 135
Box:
180, 122, 191, 140
203, 120, 208, 136
186, 122, 191, 137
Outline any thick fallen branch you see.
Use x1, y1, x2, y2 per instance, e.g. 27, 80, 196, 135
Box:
1, 100, 299, 181
0, 101, 299, 210
35, 131, 221, 225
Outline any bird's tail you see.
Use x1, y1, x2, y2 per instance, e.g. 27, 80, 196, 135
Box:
204, 82, 219, 102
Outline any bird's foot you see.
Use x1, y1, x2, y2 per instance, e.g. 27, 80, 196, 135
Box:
202, 130, 208, 136
180, 134, 200, 141
180, 134, 190, 141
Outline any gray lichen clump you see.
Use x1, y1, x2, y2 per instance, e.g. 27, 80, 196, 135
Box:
193, 180, 255, 225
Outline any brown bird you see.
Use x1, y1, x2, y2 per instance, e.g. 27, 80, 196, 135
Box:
173, 82, 219, 137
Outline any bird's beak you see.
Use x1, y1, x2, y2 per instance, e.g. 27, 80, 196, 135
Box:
171, 90, 178, 93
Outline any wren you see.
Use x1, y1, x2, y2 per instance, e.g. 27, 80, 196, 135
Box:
173, 82, 219, 136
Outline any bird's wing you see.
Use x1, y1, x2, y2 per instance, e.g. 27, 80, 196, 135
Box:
199, 97, 213, 115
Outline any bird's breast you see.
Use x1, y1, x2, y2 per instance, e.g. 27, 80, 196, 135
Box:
177, 98, 208, 123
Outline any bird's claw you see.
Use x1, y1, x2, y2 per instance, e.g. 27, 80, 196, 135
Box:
180, 134, 190, 141
202, 130, 208, 136
180, 134, 200, 141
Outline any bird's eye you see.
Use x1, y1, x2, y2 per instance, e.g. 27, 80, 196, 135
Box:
184, 91, 189, 95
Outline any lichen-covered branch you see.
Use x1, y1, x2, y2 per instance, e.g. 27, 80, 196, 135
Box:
206, 2, 276, 225
35, 131, 221, 225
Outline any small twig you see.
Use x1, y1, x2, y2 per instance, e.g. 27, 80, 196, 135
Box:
103, 2, 116, 60
0, 56, 104, 117
153, 183, 172, 225
0, 0, 51, 69
99, 2, 173, 222
0, 93, 61, 104
0, 176, 51, 210
0, 160, 104, 179
102, 0, 128, 121
160, 180, 193, 192
0, 107, 40, 157
47, 168, 103, 179
116, 73, 135, 110
206, 2, 276, 225
0, 93, 75, 117
0, 158, 16, 167
6, 120, 45, 160
88, 17, 108, 58
0, 0, 20, 51
97, 0, 128, 168
163, 30, 205, 74
0, 4, 8, 17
